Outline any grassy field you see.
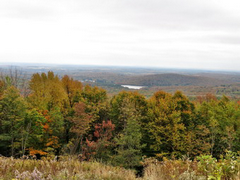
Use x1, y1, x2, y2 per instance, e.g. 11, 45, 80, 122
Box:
0, 155, 239, 180
0, 157, 136, 180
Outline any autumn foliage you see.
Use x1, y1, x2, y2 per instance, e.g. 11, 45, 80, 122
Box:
0, 71, 239, 176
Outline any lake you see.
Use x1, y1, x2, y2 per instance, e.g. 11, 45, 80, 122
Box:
121, 85, 145, 90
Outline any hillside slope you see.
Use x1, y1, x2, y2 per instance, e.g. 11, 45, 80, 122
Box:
117, 73, 232, 87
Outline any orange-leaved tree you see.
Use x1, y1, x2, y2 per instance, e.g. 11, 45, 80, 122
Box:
68, 102, 92, 155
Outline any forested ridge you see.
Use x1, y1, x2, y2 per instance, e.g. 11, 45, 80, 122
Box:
117, 73, 231, 86
0, 71, 239, 179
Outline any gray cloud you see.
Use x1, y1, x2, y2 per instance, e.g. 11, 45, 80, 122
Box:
0, 0, 240, 71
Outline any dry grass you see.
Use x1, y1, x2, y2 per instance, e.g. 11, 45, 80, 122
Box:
0, 156, 239, 180
142, 156, 240, 180
0, 156, 136, 180
142, 158, 202, 180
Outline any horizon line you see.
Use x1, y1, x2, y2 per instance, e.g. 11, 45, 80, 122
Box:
0, 61, 239, 73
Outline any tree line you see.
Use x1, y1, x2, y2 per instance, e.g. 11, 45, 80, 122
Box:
0, 71, 239, 169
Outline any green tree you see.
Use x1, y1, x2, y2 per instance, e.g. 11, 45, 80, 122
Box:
81, 85, 108, 123
24, 109, 47, 156
110, 91, 147, 133
172, 91, 195, 128
195, 95, 240, 157
114, 102, 145, 169
0, 86, 27, 156
146, 91, 186, 157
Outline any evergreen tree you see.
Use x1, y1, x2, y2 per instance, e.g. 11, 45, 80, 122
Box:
114, 101, 145, 169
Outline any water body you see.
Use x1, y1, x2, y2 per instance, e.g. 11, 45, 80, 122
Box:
121, 85, 145, 90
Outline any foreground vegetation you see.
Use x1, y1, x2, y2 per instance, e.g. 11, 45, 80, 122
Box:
0, 152, 239, 180
0, 156, 136, 180
0, 70, 240, 179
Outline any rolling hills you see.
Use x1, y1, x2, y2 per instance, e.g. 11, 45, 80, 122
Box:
117, 73, 233, 87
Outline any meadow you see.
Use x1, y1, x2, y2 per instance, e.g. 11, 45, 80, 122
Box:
0, 152, 239, 180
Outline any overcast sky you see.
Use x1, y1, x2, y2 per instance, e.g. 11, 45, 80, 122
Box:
0, 0, 240, 70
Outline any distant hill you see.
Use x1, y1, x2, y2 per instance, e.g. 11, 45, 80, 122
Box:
1, 63, 239, 88
117, 73, 232, 87
196, 73, 240, 83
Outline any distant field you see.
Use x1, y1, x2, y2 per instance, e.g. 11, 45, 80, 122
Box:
1, 63, 240, 98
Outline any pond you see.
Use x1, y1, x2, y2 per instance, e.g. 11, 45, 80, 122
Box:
121, 85, 146, 90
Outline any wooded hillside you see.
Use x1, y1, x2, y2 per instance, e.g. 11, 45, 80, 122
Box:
0, 71, 239, 175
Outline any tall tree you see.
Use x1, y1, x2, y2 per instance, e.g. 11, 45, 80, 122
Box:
110, 91, 147, 133
114, 101, 145, 169
81, 85, 109, 129
61, 75, 83, 146
28, 71, 67, 111
146, 91, 186, 157
84, 120, 115, 161
61, 75, 82, 108
68, 102, 92, 155
0, 86, 27, 156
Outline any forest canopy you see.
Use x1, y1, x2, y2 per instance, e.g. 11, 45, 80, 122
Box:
0, 71, 239, 169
